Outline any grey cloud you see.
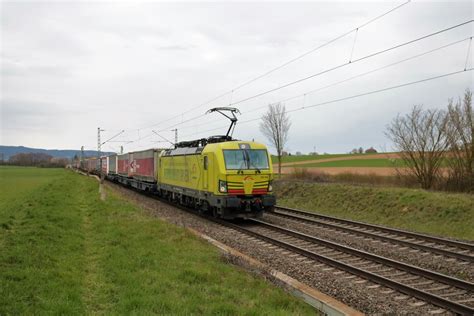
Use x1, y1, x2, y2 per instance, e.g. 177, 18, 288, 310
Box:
156, 44, 195, 51
1, 99, 80, 126
1, 1, 472, 152
1, 59, 72, 77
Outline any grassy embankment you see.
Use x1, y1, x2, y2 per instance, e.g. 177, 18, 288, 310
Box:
276, 181, 474, 241
0, 166, 313, 315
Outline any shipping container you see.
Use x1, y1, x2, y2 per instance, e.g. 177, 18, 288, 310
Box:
129, 149, 161, 182
117, 153, 129, 177
95, 158, 101, 173
83, 157, 98, 173
100, 156, 108, 174
108, 154, 117, 174
80, 159, 86, 171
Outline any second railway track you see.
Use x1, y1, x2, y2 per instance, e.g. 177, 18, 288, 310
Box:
217, 218, 474, 315
271, 206, 474, 263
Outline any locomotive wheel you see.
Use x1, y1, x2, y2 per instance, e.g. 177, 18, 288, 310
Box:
199, 201, 209, 215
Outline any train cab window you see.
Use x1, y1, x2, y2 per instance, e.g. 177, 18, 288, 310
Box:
204, 156, 208, 170
223, 149, 269, 170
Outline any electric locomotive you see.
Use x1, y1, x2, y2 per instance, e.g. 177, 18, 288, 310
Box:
159, 135, 275, 219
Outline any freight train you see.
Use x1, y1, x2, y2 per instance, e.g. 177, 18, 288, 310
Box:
78, 109, 276, 219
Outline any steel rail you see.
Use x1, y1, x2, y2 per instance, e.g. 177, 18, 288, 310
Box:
249, 219, 474, 292
219, 219, 474, 315
101, 178, 474, 314
270, 208, 474, 262
276, 206, 474, 252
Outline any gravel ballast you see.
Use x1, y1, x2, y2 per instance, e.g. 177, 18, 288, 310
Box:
107, 182, 462, 315
262, 212, 474, 282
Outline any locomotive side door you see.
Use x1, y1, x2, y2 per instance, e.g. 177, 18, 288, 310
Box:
203, 154, 209, 190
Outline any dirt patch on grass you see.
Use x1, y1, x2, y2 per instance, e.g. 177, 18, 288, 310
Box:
277, 153, 401, 167
281, 166, 400, 176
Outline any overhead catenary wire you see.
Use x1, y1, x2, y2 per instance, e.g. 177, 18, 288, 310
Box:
214, 0, 412, 97
285, 68, 473, 114
153, 113, 207, 134
167, 36, 473, 132
101, 130, 125, 146
106, 11, 472, 150
132, 1, 411, 131
122, 113, 207, 148
129, 34, 473, 139
464, 37, 473, 70
98, 65, 472, 152
151, 130, 175, 146
240, 36, 473, 116
349, 28, 359, 63
180, 67, 474, 139
228, 20, 474, 107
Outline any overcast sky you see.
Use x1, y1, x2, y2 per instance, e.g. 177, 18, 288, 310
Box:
1, 0, 473, 154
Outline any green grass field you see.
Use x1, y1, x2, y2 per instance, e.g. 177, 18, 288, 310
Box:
0, 167, 313, 315
272, 153, 357, 163
295, 158, 405, 168
275, 181, 474, 240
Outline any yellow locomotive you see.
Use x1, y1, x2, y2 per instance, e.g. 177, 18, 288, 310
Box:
88, 107, 276, 219
158, 136, 275, 218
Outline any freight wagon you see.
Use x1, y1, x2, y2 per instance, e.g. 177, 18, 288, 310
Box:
117, 153, 129, 177
100, 155, 108, 175
80, 157, 100, 173
129, 149, 161, 182
108, 154, 117, 175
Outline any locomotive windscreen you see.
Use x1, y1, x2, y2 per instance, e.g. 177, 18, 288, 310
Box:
223, 149, 269, 170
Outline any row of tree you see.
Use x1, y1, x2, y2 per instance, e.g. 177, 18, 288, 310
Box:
4, 153, 70, 168
349, 147, 378, 154
386, 89, 473, 192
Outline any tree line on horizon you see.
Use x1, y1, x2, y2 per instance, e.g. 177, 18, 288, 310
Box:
2, 152, 71, 168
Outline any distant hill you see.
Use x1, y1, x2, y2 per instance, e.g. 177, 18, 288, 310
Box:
0, 145, 114, 160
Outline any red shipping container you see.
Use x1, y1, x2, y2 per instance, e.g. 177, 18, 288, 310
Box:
117, 153, 129, 176
129, 149, 159, 182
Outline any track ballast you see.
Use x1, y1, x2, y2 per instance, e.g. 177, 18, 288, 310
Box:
102, 175, 474, 315
218, 219, 474, 315
272, 206, 474, 263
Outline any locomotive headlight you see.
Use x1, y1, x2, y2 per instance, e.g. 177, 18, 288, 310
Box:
219, 180, 227, 193
268, 181, 273, 192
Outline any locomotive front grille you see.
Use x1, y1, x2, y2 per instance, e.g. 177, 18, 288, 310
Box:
227, 180, 268, 195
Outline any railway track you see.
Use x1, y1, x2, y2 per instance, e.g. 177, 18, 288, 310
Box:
216, 218, 474, 315
271, 206, 474, 263
105, 178, 474, 314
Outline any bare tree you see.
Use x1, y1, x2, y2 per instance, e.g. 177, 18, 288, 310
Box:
385, 105, 449, 189
260, 103, 291, 175
446, 89, 473, 191
9, 153, 51, 166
